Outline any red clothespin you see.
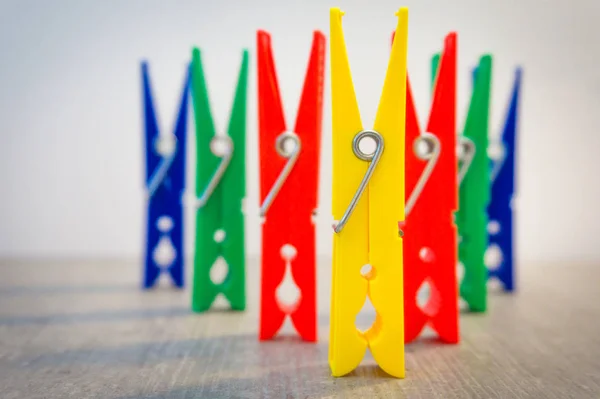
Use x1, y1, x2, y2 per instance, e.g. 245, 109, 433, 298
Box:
395, 32, 459, 343
257, 30, 326, 341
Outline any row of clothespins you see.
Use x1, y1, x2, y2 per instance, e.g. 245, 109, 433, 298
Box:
140, 7, 521, 379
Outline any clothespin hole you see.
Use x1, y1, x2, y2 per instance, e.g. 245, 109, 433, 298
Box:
210, 136, 232, 157
359, 264, 376, 280
414, 136, 435, 160
456, 142, 465, 159
487, 277, 503, 292
418, 247, 436, 263
275, 131, 300, 158
457, 139, 475, 161
488, 142, 505, 161
487, 220, 501, 235
456, 261, 465, 283
417, 280, 438, 317
357, 135, 377, 158
209, 257, 229, 285
485, 244, 503, 271
152, 220, 177, 269
154, 134, 177, 157
355, 296, 376, 333
276, 257, 301, 312
213, 229, 226, 243
156, 216, 174, 233
280, 244, 297, 261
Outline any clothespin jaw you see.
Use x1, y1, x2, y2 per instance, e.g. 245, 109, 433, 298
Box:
330, 7, 408, 378
456, 55, 492, 312
402, 32, 459, 344
257, 30, 325, 341
190, 48, 248, 312
487, 67, 522, 292
141, 61, 190, 289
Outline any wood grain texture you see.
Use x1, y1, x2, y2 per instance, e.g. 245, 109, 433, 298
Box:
0, 258, 598, 399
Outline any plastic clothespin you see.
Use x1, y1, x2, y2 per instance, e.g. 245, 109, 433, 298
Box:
454, 55, 492, 312
399, 32, 459, 343
257, 30, 325, 341
190, 48, 248, 312
141, 62, 190, 289
329, 7, 408, 378
487, 68, 522, 292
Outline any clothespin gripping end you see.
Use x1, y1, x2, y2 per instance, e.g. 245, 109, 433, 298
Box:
146, 134, 178, 199
259, 131, 302, 218
332, 129, 384, 234
405, 132, 441, 216
196, 135, 234, 208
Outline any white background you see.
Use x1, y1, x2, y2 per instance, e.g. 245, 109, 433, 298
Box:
0, 0, 598, 263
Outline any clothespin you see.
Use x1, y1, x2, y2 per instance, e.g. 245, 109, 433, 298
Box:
399, 32, 459, 343
329, 7, 408, 378
190, 48, 248, 312
487, 68, 522, 292
141, 62, 189, 289
454, 55, 492, 312
257, 30, 325, 341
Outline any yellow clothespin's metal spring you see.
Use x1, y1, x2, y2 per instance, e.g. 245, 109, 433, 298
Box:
147, 135, 178, 198
196, 136, 234, 208
405, 132, 441, 216
333, 129, 384, 234
457, 136, 475, 186
260, 131, 302, 216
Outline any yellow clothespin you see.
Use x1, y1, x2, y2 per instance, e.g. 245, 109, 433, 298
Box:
329, 7, 408, 378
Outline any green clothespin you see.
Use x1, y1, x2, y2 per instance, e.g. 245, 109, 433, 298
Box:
190, 48, 248, 312
457, 55, 492, 312
431, 53, 492, 312
431, 54, 491, 312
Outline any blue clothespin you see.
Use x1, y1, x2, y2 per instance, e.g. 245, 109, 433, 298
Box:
487, 67, 522, 292
141, 62, 190, 289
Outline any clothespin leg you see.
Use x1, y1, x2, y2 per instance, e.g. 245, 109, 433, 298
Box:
329, 6, 371, 376
289, 228, 317, 341
143, 200, 162, 289
402, 222, 429, 343
488, 216, 514, 291
219, 50, 249, 311
427, 224, 459, 343
167, 199, 184, 288
259, 223, 288, 340
221, 210, 246, 310
143, 195, 184, 289
459, 213, 488, 312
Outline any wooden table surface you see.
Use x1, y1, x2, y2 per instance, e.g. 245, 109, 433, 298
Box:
0, 258, 598, 398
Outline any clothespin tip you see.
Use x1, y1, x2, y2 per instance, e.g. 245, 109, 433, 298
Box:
313, 30, 326, 40
515, 66, 523, 79
395, 7, 408, 18
331, 7, 344, 17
